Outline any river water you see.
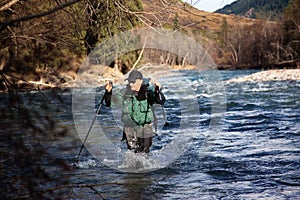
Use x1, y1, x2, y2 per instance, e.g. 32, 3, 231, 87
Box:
1, 70, 300, 199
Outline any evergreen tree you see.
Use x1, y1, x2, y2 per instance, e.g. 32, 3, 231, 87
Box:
85, 0, 143, 71
283, 0, 300, 62
0, 0, 144, 77
216, 0, 290, 20
173, 13, 180, 31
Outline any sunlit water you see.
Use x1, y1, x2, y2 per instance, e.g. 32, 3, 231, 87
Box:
1, 70, 300, 199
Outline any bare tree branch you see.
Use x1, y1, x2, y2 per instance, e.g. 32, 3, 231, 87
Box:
0, 0, 82, 32
132, 35, 148, 70
0, 0, 20, 12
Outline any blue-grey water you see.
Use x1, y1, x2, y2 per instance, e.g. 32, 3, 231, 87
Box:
1, 70, 300, 199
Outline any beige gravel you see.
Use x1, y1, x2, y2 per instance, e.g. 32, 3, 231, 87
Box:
227, 69, 300, 83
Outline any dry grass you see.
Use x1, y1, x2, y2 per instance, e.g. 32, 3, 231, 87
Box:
142, 0, 258, 35
141, 0, 281, 67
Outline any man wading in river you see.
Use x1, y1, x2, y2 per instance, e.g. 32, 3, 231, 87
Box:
104, 70, 165, 154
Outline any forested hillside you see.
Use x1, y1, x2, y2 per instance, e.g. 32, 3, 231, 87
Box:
0, 0, 299, 91
216, 0, 290, 20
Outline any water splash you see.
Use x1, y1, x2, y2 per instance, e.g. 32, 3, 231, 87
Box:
117, 151, 162, 173
72, 159, 100, 169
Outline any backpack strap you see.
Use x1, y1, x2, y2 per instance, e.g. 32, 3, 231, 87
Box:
143, 88, 150, 127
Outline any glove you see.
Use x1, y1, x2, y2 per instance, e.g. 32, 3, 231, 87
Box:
104, 81, 112, 107
105, 81, 113, 93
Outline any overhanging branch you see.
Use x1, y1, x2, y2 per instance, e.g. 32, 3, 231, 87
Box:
0, 0, 82, 32
0, 0, 20, 12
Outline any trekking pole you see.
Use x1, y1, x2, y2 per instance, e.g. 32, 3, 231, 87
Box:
77, 92, 106, 159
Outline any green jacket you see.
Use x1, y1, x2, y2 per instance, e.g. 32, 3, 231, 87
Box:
121, 91, 153, 126
105, 82, 165, 127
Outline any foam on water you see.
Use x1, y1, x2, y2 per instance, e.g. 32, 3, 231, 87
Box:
117, 151, 162, 173
73, 151, 171, 173
72, 159, 100, 169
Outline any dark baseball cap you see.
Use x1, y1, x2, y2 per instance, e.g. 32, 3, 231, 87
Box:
125, 70, 143, 83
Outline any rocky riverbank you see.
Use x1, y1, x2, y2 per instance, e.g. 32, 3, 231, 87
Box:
2, 66, 300, 92
1, 65, 124, 92
226, 69, 300, 83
